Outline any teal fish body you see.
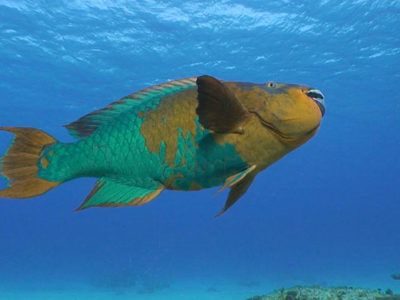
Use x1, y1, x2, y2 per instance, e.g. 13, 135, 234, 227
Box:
0, 75, 325, 215
39, 79, 246, 189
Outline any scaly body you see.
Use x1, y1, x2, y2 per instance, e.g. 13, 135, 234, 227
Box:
0, 75, 325, 215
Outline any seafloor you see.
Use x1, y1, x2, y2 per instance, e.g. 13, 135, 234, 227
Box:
247, 286, 400, 300
1, 284, 400, 300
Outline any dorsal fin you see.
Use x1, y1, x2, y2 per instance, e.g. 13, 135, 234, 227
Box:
65, 77, 197, 139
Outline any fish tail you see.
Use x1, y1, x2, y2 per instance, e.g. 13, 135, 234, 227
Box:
0, 127, 60, 199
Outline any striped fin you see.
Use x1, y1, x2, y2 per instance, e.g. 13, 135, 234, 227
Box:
0, 127, 60, 198
76, 178, 164, 210
65, 77, 197, 139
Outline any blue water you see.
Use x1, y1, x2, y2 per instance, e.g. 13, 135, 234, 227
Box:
0, 1, 399, 299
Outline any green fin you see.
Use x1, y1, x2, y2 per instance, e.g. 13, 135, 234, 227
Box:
65, 78, 197, 139
76, 178, 164, 210
217, 166, 257, 216
196, 75, 250, 134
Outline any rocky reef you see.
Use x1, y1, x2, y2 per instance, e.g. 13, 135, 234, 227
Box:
247, 286, 400, 300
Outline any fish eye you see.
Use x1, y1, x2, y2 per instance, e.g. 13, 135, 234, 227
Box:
266, 82, 276, 88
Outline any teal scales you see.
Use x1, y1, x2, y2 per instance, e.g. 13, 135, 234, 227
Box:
37, 77, 248, 209
0, 75, 324, 215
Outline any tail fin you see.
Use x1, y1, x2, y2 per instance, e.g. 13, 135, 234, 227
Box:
0, 127, 60, 198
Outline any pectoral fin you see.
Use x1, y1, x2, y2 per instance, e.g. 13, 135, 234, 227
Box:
196, 75, 250, 134
217, 168, 257, 217
76, 178, 164, 210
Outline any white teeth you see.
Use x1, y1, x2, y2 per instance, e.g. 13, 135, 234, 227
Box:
308, 89, 325, 99
306, 89, 325, 107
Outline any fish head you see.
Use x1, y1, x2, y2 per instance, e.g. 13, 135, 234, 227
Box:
247, 81, 325, 146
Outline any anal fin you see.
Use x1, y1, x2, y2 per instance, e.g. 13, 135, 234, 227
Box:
77, 178, 164, 210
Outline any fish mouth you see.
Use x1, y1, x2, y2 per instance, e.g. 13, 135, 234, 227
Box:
255, 113, 288, 137
250, 110, 319, 142
249, 111, 299, 140
306, 89, 325, 116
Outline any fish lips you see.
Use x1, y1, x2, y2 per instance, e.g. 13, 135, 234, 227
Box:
306, 89, 325, 116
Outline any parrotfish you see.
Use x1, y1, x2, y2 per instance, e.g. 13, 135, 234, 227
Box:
0, 75, 325, 215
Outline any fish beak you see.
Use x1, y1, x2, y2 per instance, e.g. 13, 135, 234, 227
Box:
306, 89, 325, 116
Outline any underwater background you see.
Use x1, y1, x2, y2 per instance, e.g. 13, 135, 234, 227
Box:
0, 0, 399, 299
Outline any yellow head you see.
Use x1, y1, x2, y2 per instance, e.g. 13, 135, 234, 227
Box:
239, 81, 325, 147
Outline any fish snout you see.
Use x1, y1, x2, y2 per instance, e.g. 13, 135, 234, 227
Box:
306, 88, 325, 116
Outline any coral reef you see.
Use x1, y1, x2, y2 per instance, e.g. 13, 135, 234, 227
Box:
247, 286, 400, 300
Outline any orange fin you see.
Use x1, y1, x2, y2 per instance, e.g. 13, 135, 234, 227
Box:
0, 127, 59, 198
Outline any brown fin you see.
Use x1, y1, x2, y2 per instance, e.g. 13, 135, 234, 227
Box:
216, 170, 257, 217
196, 75, 250, 134
0, 127, 60, 198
